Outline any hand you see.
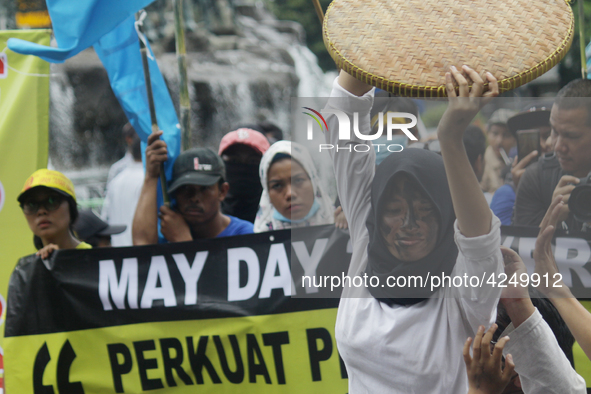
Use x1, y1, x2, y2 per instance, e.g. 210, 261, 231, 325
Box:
533, 196, 570, 297
464, 324, 515, 394
337, 70, 373, 97
159, 205, 192, 242
145, 130, 168, 179
499, 246, 529, 303
420, 134, 439, 143
511, 151, 538, 189
438, 65, 499, 142
551, 175, 580, 222
36, 243, 59, 259
334, 206, 348, 229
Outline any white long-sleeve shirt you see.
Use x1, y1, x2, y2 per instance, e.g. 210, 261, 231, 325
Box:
325, 78, 503, 393
501, 309, 586, 394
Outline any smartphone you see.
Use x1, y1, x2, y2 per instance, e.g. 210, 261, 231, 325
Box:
517, 130, 540, 162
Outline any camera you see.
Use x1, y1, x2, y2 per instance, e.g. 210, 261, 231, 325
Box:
569, 172, 591, 222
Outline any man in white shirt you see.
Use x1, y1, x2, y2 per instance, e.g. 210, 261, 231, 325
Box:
105, 123, 137, 187
102, 128, 144, 247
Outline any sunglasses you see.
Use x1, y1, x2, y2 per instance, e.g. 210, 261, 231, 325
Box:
20, 195, 65, 215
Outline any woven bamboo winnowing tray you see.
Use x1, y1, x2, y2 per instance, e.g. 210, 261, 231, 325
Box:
323, 0, 574, 97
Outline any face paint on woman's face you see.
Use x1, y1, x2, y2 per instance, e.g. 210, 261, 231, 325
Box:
379, 175, 440, 261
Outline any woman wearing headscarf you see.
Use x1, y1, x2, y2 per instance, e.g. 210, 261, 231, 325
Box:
17, 169, 91, 258
254, 140, 334, 232
325, 67, 503, 393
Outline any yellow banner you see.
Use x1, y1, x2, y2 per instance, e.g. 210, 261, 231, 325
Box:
4, 309, 347, 393
574, 301, 591, 388
0, 29, 50, 389
15, 12, 52, 29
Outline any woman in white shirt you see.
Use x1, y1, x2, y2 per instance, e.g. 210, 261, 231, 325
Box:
325, 66, 503, 393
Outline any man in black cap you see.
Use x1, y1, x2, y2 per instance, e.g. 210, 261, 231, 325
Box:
132, 131, 253, 245
75, 209, 126, 248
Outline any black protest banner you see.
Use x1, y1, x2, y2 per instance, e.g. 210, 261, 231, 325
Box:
4, 224, 591, 393
500, 226, 591, 298
4, 225, 350, 393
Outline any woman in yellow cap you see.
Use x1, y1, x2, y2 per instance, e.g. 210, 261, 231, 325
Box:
17, 169, 91, 258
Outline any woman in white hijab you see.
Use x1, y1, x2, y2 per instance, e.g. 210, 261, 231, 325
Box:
254, 140, 334, 232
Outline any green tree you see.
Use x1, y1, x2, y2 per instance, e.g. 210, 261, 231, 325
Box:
559, 0, 591, 86
266, 0, 336, 71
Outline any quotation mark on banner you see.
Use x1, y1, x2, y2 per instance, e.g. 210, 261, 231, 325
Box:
33, 340, 84, 394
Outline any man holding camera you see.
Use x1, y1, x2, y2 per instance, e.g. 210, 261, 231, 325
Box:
514, 79, 591, 232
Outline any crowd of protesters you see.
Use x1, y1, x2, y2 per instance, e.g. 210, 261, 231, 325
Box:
15, 65, 591, 393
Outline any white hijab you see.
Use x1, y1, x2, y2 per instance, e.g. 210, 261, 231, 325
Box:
254, 140, 334, 232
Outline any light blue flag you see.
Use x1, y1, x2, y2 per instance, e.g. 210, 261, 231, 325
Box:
7, 0, 155, 63
93, 16, 180, 181
94, 16, 180, 241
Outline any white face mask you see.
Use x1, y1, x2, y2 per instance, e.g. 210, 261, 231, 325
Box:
374, 135, 408, 165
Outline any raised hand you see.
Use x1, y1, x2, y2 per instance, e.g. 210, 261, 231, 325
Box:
439, 65, 499, 143
499, 246, 529, 302
437, 65, 498, 237
511, 150, 538, 189
533, 196, 569, 297
550, 175, 580, 223
133, 130, 169, 246
336, 69, 373, 97
464, 324, 515, 394
145, 130, 168, 179
499, 246, 536, 328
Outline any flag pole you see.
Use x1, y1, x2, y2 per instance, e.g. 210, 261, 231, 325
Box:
579, 0, 588, 79
136, 11, 170, 204
311, 0, 339, 72
173, 0, 191, 151
312, 0, 324, 24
